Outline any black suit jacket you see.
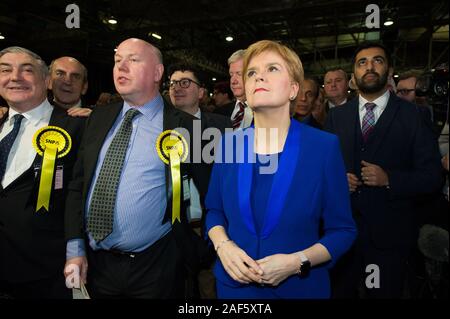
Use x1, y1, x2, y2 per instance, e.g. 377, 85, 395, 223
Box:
325, 93, 443, 249
0, 106, 85, 283
295, 114, 323, 130
65, 99, 216, 275
213, 101, 235, 118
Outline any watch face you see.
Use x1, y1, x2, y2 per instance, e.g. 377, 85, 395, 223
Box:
299, 260, 311, 278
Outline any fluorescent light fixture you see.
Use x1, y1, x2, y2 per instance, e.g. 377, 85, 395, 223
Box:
225, 36, 233, 42
393, 74, 399, 78
108, 18, 118, 24
384, 19, 394, 26
0, 35, 4, 40
212, 77, 217, 81
150, 33, 162, 40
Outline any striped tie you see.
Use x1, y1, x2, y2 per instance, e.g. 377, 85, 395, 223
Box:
87, 108, 140, 242
232, 102, 245, 130
361, 102, 377, 142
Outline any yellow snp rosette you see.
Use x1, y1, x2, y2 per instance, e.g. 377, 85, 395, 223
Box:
156, 130, 188, 224
32, 126, 72, 213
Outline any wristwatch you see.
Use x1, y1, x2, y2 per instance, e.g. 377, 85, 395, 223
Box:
297, 252, 311, 278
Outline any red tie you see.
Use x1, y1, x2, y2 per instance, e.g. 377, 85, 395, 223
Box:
232, 102, 245, 130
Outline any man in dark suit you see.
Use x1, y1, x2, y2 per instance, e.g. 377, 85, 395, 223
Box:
224, 50, 253, 130
294, 76, 323, 130
325, 42, 443, 298
64, 38, 213, 298
167, 63, 230, 298
323, 68, 349, 112
48, 56, 92, 117
212, 81, 234, 117
0, 47, 84, 298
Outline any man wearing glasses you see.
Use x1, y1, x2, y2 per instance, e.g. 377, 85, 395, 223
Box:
397, 70, 434, 129
167, 63, 230, 298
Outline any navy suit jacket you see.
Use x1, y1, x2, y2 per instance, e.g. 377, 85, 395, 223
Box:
325, 93, 443, 249
205, 120, 356, 298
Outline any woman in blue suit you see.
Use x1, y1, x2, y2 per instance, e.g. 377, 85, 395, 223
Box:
205, 40, 357, 299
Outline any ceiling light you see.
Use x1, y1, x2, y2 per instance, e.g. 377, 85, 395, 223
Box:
225, 36, 233, 42
108, 17, 118, 25
150, 33, 162, 40
393, 74, 399, 78
114, 48, 117, 52
384, 18, 394, 26
212, 77, 216, 81
0, 34, 5, 40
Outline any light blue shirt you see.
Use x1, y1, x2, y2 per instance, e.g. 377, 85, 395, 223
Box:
67, 95, 170, 258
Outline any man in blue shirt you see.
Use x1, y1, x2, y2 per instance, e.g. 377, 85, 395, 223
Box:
64, 38, 211, 298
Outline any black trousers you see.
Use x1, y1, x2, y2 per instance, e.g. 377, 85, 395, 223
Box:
0, 274, 71, 299
86, 231, 185, 299
331, 216, 412, 299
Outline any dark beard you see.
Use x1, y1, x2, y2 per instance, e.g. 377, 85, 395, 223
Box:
356, 71, 388, 94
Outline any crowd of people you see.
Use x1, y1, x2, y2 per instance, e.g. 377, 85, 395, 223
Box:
0, 37, 447, 299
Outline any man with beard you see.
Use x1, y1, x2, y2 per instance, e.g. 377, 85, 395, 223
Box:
325, 42, 443, 298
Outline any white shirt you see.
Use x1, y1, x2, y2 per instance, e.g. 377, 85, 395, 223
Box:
0, 99, 53, 188
193, 108, 201, 119
328, 98, 347, 109
358, 90, 390, 129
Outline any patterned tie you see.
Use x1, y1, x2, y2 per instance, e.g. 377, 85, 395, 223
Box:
232, 102, 245, 130
361, 102, 377, 142
87, 108, 140, 242
0, 114, 24, 182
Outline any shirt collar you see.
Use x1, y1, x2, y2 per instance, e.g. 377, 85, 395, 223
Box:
194, 109, 201, 119
122, 94, 164, 121
359, 90, 390, 112
8, 99, 53, 126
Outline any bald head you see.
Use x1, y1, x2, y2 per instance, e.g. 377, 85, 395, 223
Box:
49, 56, 88, 108
113, 38, 164, 106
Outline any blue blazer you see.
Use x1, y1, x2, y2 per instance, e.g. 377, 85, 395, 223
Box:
205, 120, 357, 298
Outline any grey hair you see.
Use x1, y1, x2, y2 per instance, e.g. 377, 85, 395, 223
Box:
0, 46, 49, 78
227, 49, 246, 66
49, 57, 88, 83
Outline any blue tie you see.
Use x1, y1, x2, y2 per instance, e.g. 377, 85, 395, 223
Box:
0, 114, 24, 182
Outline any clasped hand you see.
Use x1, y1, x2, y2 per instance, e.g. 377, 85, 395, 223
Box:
217, 241, 298, 286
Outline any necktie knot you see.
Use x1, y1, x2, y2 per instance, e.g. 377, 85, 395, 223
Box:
364, 102, 377, 112
124, 108, 141, 122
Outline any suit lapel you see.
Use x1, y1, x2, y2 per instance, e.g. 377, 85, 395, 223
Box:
366, 93, 399, 159
162, 102, 185, 222
84, 102, 123, 194
342, 99, 359, 173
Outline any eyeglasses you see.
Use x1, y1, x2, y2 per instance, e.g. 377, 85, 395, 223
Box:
396, 89, 415, 95
169, 78, 201, 89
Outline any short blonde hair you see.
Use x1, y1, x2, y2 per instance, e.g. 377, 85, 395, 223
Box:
243, 40, 304, 114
